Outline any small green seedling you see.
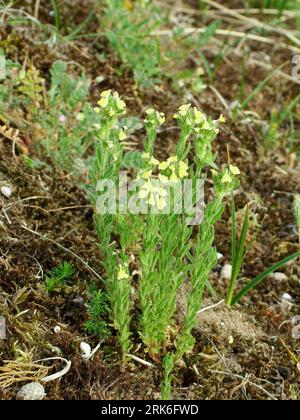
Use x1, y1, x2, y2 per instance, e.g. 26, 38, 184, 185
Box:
44, 261, 75, 293
84, 289, 110, 339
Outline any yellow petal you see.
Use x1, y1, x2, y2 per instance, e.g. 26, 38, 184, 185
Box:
221, 172, 232, 184
159, 161, 169, 170
229, 165, 240, 175
119, 130, 127, 141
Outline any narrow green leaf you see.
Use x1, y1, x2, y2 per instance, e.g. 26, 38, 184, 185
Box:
231, 251, 300, 306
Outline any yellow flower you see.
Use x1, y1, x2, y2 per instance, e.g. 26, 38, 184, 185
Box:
159, 115, 165, 124
150, 156, 159, 166
221, 172, 232, 184
101, 90, 111, 98
167, 156, 178, 164
178, 104, 191, 116
159, 161, 169, 170
229, 165, 240, 175
202, 120, 212, 130
169, 172, 178, 183
178, 161, 188, 178
173, 113, 179, 119
94, 107, 100, 114
119, 129, 127, 141
194, 108, 204, 124
219, 114, 226, 123
117, 265, 129, 280
98, 96, 109, 108
211, 169, 218, 176
141, 170, 152, 180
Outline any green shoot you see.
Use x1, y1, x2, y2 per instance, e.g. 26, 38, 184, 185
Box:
227, 195, 300, 306
231, 251, 300, 306
44, 261, 75, 293
161, 353, 175, 400
84, 289, 110, 339
226, 195, 249, 306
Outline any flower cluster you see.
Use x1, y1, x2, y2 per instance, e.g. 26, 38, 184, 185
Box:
145, 108, 165, 127
212, 164, 240, 195
94, 90, 126, 117
117, 263, 130, 281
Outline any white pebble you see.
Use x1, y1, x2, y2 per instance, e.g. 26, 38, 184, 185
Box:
269, 272, 288, 281
221, 264, 232, 280
80, 342, 91, 359
217, 253, 224, 260
16, 382, 45, 400
1, 185, 12, 198
281, 293, 293, 302
53, 326, 61, 334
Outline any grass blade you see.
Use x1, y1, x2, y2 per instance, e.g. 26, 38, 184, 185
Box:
231, 251, 300, 306
226, 205, 249, 306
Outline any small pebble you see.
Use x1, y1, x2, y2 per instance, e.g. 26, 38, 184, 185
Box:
217, 252, 224, 260
16, 382, 45, 400
269, 272, 288, 281
0, 185, 12, 198
221, 264, 232, 280
281, 293, 293, 303
53, 326, 61, 334
80, 342, 91, 359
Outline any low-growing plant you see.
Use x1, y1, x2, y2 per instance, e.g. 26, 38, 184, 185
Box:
102, 0, 163, 87
90, 89, 240, 366
0, 56, 96, 173
44, 261, 75, 293
84, 289, 110, 339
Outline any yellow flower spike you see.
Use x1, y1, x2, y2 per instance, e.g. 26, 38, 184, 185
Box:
178, 104, 191, 116
179, 161, 188, 178
221, 172, 232, 184
159, 116, 165, 124
141, 152, 150, 160
119, 129, 127, 141
229, 165, 240, 175
219, 114, 226, 123
150, 156, 159, 166
159, 161, 169, 170
173, 113, 179, 119
211, 169, 218, 176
